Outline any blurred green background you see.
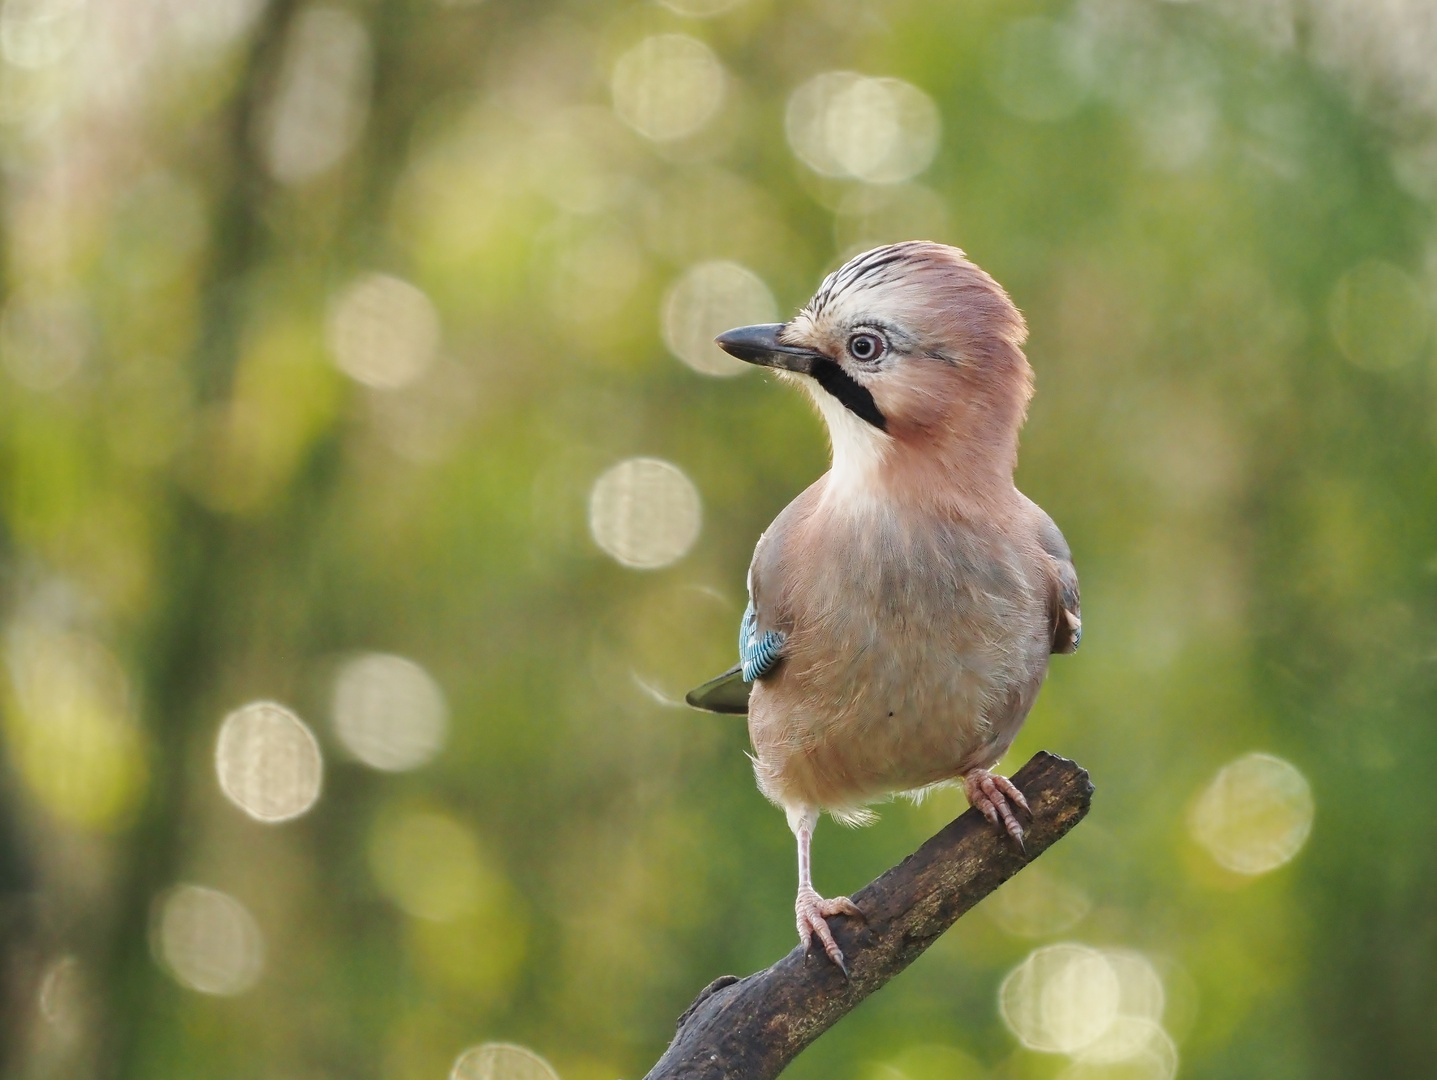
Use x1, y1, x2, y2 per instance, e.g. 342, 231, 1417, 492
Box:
1, 0, 1435, 1078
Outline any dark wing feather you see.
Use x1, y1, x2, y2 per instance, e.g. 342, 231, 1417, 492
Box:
685, 665, 750, 714
686, 589, 787, 715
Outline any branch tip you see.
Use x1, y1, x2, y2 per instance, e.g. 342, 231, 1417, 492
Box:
647, 751, 1093, 1080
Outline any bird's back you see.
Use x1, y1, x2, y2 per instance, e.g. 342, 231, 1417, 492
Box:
746, 478, 1055, 818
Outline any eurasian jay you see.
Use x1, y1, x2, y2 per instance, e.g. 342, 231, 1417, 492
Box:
687, 242, 1081, 972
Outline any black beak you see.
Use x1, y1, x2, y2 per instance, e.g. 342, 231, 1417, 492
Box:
714, 324, 823, 374
714, 323, 888, 432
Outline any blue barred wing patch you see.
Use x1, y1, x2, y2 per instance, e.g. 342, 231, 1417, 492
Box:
739, 602, 785, 682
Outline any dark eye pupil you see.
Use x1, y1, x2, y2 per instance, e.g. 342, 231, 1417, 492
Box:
852, 335, 876, 359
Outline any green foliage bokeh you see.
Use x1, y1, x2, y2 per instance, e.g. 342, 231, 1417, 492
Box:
1, 1, 1435, 1079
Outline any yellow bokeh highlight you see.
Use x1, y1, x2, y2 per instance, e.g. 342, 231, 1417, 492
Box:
3, 626, 147, 830
185, 311, 342, 516
409, 908, 528, 1004
370, 808, 490, 921
369, 806, 529, 1002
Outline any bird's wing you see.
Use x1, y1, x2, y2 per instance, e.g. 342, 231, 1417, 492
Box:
684, 664, 750, 713
685, 580, 788, 714
738, 598, 787, 681
1037, 514, 1081, 654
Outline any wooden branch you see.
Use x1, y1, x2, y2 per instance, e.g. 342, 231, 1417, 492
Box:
643, 751, 1093, 1080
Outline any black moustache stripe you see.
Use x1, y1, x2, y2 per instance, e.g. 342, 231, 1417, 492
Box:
810, 358, 887, 431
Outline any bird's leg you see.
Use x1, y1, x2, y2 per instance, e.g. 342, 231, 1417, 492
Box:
790, 808, 863, 975
962, 767, 1031, 850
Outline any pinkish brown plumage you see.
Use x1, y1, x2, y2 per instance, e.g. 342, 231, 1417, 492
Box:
687, 242, 1080, 972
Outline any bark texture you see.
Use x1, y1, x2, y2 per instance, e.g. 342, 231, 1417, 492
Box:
644, 751, 1093, 1080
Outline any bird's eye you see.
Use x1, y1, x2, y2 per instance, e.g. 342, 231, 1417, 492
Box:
847, 332, 885, 363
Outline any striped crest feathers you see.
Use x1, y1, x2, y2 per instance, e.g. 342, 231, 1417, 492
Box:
804, 242, 1027, 355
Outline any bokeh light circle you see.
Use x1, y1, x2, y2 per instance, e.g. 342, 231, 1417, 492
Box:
588, 458, 702, 569
1069, 1018, 1178, 1077
786, 72, 940, 183
153, 885, 264, 996
662, 260, 777, 377
1001, 943, 1121, 1054
214, 701, 323, 823
658, 0, 747, 16
451, 1042, 560, 1080
1189, 752, 1314, 875
1328, 259, 1430, 372
327, 273, 441, 390
1002, 944, 1175, 1074
332, 653, 448, 771
1105, 949, 1166, 1026
262, 5, 372, 185
37, 954, 84, 1037
611, 34, 725, 142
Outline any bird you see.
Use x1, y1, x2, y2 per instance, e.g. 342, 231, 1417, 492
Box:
686, 241, 1080, 974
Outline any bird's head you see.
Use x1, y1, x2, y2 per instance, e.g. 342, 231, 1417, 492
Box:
716, 242, 1032, 499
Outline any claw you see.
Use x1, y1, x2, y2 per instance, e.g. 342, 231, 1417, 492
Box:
993, 772, 1031, 817
964, 768, 1030, 851
796, 887, 861, 976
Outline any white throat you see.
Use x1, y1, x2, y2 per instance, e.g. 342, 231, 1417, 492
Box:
798, 375, 892, 506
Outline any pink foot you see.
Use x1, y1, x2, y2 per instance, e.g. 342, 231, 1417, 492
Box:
963, 768, 1031, 849
796, 886, 863, 975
